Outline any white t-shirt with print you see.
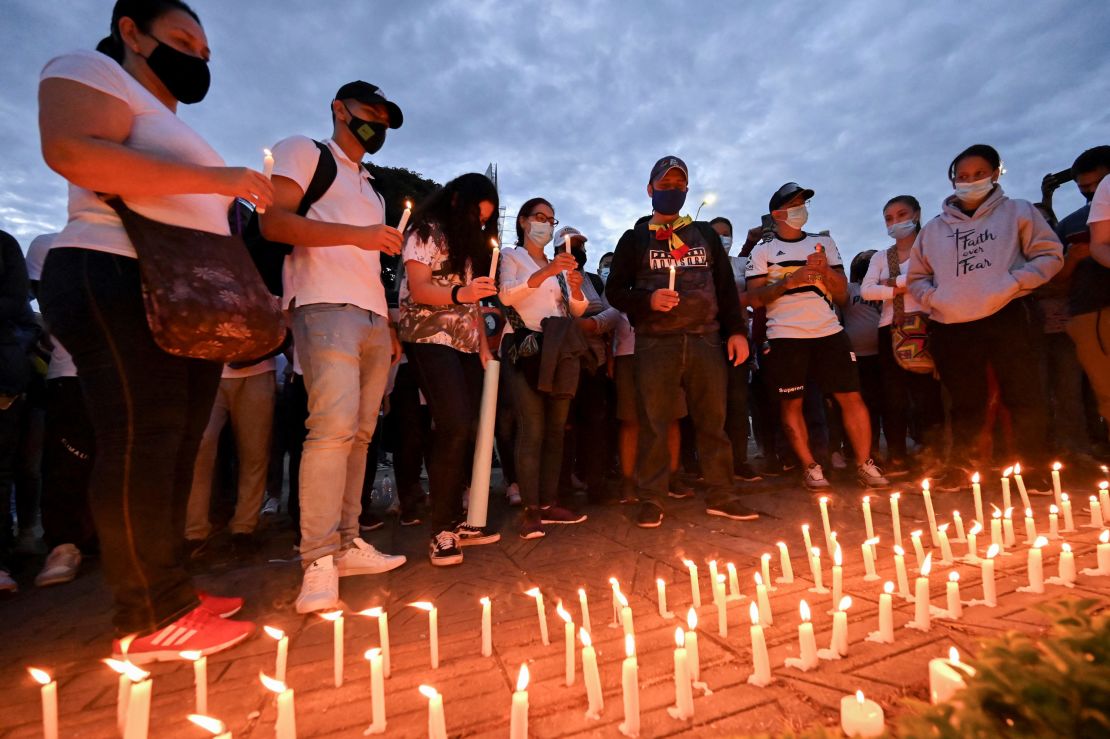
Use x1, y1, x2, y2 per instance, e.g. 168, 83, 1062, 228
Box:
39, 50, 232, 259
271, 136, 387, 317
397, 231, 481, 354
746, 234, 844, 339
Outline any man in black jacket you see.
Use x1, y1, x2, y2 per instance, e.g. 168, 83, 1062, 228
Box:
605, 156, 757, 527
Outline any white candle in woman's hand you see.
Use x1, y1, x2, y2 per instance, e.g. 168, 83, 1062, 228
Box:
668, 265, 676, 291
396, 199, 413, 233
488, 238, 500, 279
258, 149, 275, 214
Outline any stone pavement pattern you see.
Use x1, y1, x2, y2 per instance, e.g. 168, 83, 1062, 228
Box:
1, 468, 1108, 738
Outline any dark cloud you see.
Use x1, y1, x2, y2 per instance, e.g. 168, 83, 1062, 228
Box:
3, 0, 1109, 268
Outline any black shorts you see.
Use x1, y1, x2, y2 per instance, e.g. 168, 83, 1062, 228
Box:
762, 331, 860, 399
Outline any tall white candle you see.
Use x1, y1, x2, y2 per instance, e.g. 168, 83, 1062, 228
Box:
1051, 462, 1063, 508
1100, 482, 1110, 523
683, 559, 702, 609
1058, 542, 1076, 584
922, 479, 939, 547
890, 493, 903, 549
480, 597, 492, 657
819, 496, 834, 554
867, 582, 895, 643
509, 664, 529, 739
990, 508, 1004, 553
396, 199, 413, 233
1003, 507, 1016, 548
747, 603, 772, 686
418, 686, 447, 739
28, 668, 58, 739
410, 602, 439, 668
894, 545, 910, 599
556, 602, 575, 686
952, 510, 967, 543
862, 537, 879, 580
776, 541, 795, 583
619, 635, 640, 738
618, 591, 635, 640
965, 522, 982, 563
862, 496, 875, 541
320, 610, 344, 688
358, 608, 391, 678
981, 545, 999, 606
754, 572, 773, 626
580, 629, 604, 719
1061, 493, 1076, 532
786, 600, 819, 669
937, 524, 954, 564
187, 715, 231, 739
488, 238, 500, 279
802, 523, 814, 553
258, 149, 275, 213
685, 609, 701, 683
760, 554, 774, 592
179, 651, 207, 716
103, 656, 133, 736
1013, 464, 1031, 512
728, 561, 742, 599
261, 674, 296, 739
671, 628, 694, 718
946, 572, 963, 619
1048, 505, 1060, 540
912, 553, 933, 630
910, 530, 926, 571
1021, 536, 1046, 593
831, 544, 844, 607
578, 588, 593, 635
1001, 467, 1013, 513
831, 596, 852, 656
121, 663, 151, 739
364, 649, 386, 734
668, 265, 676, 291
972, 472, 984, 526
708, 560, 720, 595
809, 547, 826, 592
1089, 496, 1105, 528
656, 578, 670, 617
525, 587, 549, 646
1023, 507, 1037, 545
565, 233, 573, 254
715, 576, 728, 637
610, 577, 621, 628
264, 626, 289, 684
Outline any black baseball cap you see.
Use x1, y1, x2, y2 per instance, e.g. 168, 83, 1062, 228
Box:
335, 81, 403, 129
769, 182, 814, 212
649, 155, 688, 185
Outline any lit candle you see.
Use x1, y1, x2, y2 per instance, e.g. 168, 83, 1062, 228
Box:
712, 569, 726, 608
28, 668, 58, 739
928, 648, 974, 705
808, 547, 827, 593
946, 572, 962, 619
1018, 536, 1047, 593
1100, 482, 1110, 523
684, 609, 701, 684
103, 656, 132, 735
760, 554, 774, 593
668, 265, 676, 291
754, 572, 773, 626
910, 529, 926, 571
1051, 462, 1063, 507
656, 578, 670, 617
964, 522, 982, 563
264, 625, 289, 683
261, 673, 296, 739
990, 507, 1004, 553
980, 544, 1000, 606
418, 686, 447, 739
728, 561, 742, 599
320, 610, 344, 687
619, 636, 640, 738
488, 238, 500, 279
776, 541, 795, 583
829, 596, 852, 657
683, 559, 702, 609
1089, 496, 1105, 529
396, 199, 413, 233
121, 662, 151, 739
894, 545, 910, 599
819, 496, 834, 554
1048, 505, 1060, 540
188, 715, 231, 739
911, 553, 933, 631
524, 587, 549, 646
786, 600, 819, 669
748, 602, 773, 686
862, 496, 875, 541
618, 591, 634, 640
580, 629, 604, 719
715, 576, 727, 636
358, 608, 391, 678
1081, 529, 1110, 575
509, 664, 529, 739
937, 523, 954, 565
565, 233, 573, 254
972, 472, 984, 526
480, 597, 492, 657
556, 601, 575, 686
952, 510, 966, 543
1022, 507, 1036, 545
610, 577, 621, 628
1001, 467, 1013, 513
922, 479, 940, 547
578, 587, 593, 635
831, 544, 844, 608
1013, 463, 1031, 512
708, 560, 719, 595
866, 582, 895, 644
364, 649, 386, 734
802, 523, 814, 553
1003, 507, 1016, 548
890, 493, 903, 549
258, 149, 274, 214
410, 602, 439, 668
670, 627, 694, 719
840, 690, 885, 738
1061, 493, 1076, 532
862, 537, 879, 581
1058, 543, 1076, 584
180, 650, 207, 716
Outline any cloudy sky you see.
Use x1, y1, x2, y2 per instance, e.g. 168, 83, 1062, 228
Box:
2, 0, 1108, 268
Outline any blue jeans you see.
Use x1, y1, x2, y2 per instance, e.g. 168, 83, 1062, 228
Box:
293, 304, 392, 564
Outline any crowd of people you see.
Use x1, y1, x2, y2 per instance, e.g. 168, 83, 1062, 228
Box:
1, 0, 1108, 664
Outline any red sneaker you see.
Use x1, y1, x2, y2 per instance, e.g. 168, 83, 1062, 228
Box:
198, 591, 243, 618
112, 605, 254, 664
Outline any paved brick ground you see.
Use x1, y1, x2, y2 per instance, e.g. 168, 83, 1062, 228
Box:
2, 465, 1108, 738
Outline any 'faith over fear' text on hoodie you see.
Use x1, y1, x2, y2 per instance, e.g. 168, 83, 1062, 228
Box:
906, 186, 1063, 325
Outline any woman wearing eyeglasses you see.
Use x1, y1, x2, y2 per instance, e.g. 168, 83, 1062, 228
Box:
498, 199, 589, 539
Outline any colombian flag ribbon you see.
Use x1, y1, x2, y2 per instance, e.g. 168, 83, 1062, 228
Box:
648, 215, 694, 261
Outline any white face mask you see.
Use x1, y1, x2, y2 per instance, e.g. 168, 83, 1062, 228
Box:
720, 236, 733, 252
953, 177, 994, 203
781, 205, 808, 230
599, 266, 610, 283
886, 220, 917, 240
527, 221, 553, 246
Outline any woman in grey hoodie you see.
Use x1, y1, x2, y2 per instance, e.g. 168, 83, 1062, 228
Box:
907, 144, 1063, 491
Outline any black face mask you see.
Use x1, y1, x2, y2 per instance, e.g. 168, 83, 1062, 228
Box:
572, 247, 588, 270
345, 106, 388, 155
144, 39, 210, 104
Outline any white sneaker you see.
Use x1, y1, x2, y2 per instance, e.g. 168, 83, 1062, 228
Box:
0, 569, 16, 593
830, 451, 848, 470
506, 483, 522, 506
803, 463, 832, 490
335, 538, 406, 577
35, 544, 82, 587
295, 555, 339, 614
857, 458, 890, 489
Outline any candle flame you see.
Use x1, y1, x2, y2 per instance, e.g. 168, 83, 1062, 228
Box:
716, 573, 726, 585
1063, 543, 1072, 553
1053, 462, 1062, 471
28, 667, 51, 685
838, 596, 853, 611
754, 572, 763, 586
682, 559, 696, 569
1033, 536, 1048, 548
777, 541, 787, 549
833, 545, 843, 567
819, 495, 829, 504
986, 544, 1000, 559
865, 537, 880, 546
418, 685, 439, 699
884, 581, 894, 594
264, 625, 285, 640
1004, 507, 1013, 519
410, 601, 434, 611
992, 506, 1001, 519
759, 553, 770, 563
800, 600, 811, 621
625, 634, 636, 659
972, 472, 981, 484
188, 715, 227, 735
811, 547, 821, 557
179, 650, 202, 662
801, 524, 810, 533
263, 148, 273, 158
911, 529, 922, 539
1101, 530, 1109, 544
687, 608, 697, 630
578, 587, 587, 598
970, 522, 983, 536
320, 610, 343, 622
949, 571, 959, 582
891, 492, 901, 501
1002, 467, 1013, 477
358, 607, 384, 618
1050, 505, 1059, 514
119, 634, 136, 657
480, 596, 490, 606
894, 545, 905, 556
1062, 493, 1070, 502
516, 664, 529, 692
920, 551, 931, 575
617, 591, 629, 608
922, 479, 931, 492
103, 659, 148, 682
1092, 495, 1100, 504
1101, 481, 1109, 491
404, 199, 413, 210
674, 627, 685, 648
953, 510, 961, 517
259, 672, 286, 694
490, 237, 498, 248
863, 495, 871, 504
656, 577, 665, 587
556, 601, 572, 623
749, 602, 760, 625
579, 628, 592, 647
939, 523, 949, 533
523, 588, 541, 599
365, 648, 381, 660
856, 690, 866, 705
708, 558, 718, 569
1013, 463, 1022, 475
949, 647, 960, 663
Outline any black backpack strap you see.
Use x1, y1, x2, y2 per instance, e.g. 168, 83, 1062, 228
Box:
296, 140, 338, 216
587, 271, 604, 297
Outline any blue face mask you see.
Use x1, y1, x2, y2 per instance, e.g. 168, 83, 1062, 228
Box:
651, 187, 687, 216
886, 220, 918, 240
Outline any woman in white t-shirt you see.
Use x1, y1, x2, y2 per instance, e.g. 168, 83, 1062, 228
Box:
498, 198, 589, 539
861, 195, 943, 480
35, 0, 269, 662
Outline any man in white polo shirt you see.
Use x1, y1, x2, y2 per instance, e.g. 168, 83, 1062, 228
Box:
261, 81, 406, 613
746, 183, 888, 492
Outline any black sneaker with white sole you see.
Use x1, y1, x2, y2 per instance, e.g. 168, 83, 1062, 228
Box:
455, 522, 501, 546
429, 530, 463, 566
706, 500, 760, 521
636, 501, 664, 528
667, 477, 696, 500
